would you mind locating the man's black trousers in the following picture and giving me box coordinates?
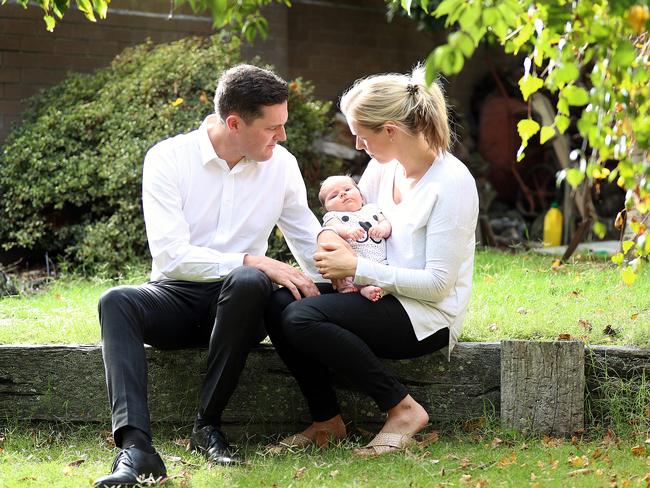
[98,266,271,446]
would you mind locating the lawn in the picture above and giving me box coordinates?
[1,422,649,487]
[0,249,648,347]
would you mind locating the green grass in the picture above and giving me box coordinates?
[0,250,648,346]
[1,423,648,487]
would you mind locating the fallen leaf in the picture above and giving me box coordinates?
[329,470,339,478]
[551,258,563,270]
[531,484,542,488]
[517,307,527,314]
[491,437,503,448]
[603,325,617,336]
[542,436,564,448]
[419,430,440,447]
[557,333,571,340]
[521,443,529,450]
[631,445,646,456]
[165,455,182,463]
[571,436,579,445]
[488,323,498,332]
[459,458,472,469]
[568,468,593,476]
[536,460,545,468]
[571,289,581,297]
[474,479,488,487]
[67,459,85,467]
[173,438,190,448]
[592,448,603,459]
[530,472,537,481]
[645,438,650,444]
[484,275,494,284]
[551,459,559,470]
[568,455,589,467]
[578,318,592,331]
[631,313,639,321]
[498,452,517,467]
[294,467,307,479]
[460,474,472,484]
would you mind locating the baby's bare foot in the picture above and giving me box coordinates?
[360,286,382,301]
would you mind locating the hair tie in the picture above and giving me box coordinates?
[406,84,419,96]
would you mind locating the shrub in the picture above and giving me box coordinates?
[0,34,338,275]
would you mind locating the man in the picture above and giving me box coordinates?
[94,65,322,487]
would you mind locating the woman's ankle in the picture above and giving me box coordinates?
[383,395,429,435]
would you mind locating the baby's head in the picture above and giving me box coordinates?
[319,175,364,212]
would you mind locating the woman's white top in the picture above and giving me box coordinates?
[355,153,479,356]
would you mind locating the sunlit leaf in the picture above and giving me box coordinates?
[622,266,637,285]
[563,85,589,106]
[44,14,56,31]
[611,252,624,265]
[540,126,555,144]
[518,75,544,101]
[622,240,635,254]
[555,115,570,133]
[566,168,585,188]
[517,118,540,145]
[592,221,606,239]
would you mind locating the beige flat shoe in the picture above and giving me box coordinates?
[354,432,414,456]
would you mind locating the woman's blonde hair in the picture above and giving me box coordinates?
[340,65,450,154]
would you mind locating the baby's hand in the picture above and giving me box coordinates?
[348,227,366,241]
[368,226,389,239]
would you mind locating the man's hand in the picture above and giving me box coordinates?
[244,255,319,300]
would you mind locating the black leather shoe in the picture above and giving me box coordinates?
[189,425,243,465]
[93,446,166,487]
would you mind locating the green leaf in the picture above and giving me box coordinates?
[517,118,540,145]
[43,14,56,31]
[593,221,606,239]
[459,3,480,31]
[449,31,474,58]
[419,0,430,13]
[540,126,555,144]
[621,266,637,286]
[76,0,95,21]
[554,62,579,86]
[425,49,440,85]
[563,85,589,106]
[611,252,624,265]
[401,0,413,15]
[612,42,636,69]
[434,0,462,18]
[566,168,585,188]
[555,115,570,133]
[482,7,499,25]
[92,0,107,19]
[518,75,543,101]
[622,240,635,254]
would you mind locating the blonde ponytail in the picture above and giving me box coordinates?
[340,65,450,155]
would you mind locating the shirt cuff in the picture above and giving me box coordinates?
[353,256,374,286]
[222,253,247,275]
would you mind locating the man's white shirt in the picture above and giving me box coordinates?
[142,116,322,282]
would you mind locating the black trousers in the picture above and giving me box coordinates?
[265,285,449,422]
[98,266,272,446]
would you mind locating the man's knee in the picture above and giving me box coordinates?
[223,266,273,298]
[280,300,320,338]
[98,286,142,334]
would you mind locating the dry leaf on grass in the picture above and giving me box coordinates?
[294,467,307,479]
[67,459,85,467]
[568,468,593,476]
[631,445,646,456]
[418,430,440,447]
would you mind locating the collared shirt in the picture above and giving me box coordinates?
[354,154,479,357]
[142,116,322,282]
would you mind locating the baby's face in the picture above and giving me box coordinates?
[322,178,364,212]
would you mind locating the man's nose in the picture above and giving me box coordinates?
[277,126,287,141]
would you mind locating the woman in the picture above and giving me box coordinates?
[265,66,479,455]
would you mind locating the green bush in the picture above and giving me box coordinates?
[0,34,338,275]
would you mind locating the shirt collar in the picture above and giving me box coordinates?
[198,115,259,172]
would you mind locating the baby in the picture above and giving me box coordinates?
[318,175,392,301]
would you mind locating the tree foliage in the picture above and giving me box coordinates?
[391,0,649,284]
[2,0,290,42]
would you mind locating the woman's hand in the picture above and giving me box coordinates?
[314,240,358,280]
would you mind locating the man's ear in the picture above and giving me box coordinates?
[225,114,241,131]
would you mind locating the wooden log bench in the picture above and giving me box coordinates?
[0,341,647,439]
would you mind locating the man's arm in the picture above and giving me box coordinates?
[142,146,245,281]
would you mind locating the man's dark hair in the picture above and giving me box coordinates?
[214,64,288,123]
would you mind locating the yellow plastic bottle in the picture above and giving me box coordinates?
[543,202,563,247]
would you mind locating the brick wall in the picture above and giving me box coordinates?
[0,0,506,144]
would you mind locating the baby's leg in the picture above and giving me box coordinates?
[359,285,383,302]
[336,276,359,294]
